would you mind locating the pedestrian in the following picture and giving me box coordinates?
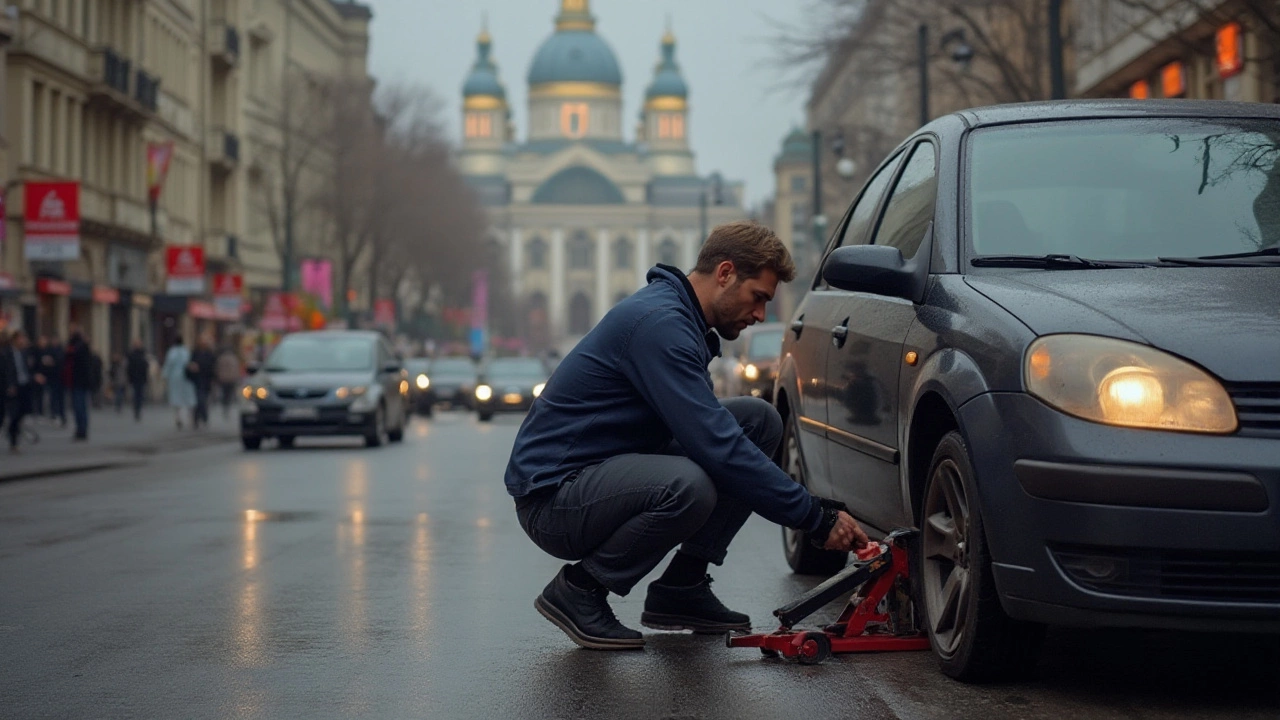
[109,351,129,414]
[2,329,37,453]
[506,221,868,650]
[161,336,196,429]
[64,327,94,441]
[88,348,105,410]
[39,335,66,426]
[190,335,217,429]
[214,344,242,421]
[126,340,150,422]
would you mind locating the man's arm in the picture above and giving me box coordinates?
[620,310,823,532]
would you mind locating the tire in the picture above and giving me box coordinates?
[388,408,405,443]
[364,406,385,448]
[241,436,262,451]
[779,408,848,575]
[478,410,494,422]
[919,430,1045,682]
[420,403,434,418]
[796,631,831,665]
[277,435,295,449]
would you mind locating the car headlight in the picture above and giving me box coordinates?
[242,385,269,400]
[335,386,368,400]
[475,384,493,401]
[416,374,430,390]
[533,382,546,398]
[743,364,760,381]
[1025,335,1237,434]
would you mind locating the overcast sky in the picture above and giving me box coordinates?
[363,0,814,208]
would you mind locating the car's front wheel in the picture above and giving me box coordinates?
[478,410,494,422]
[779,408,847,576]
[241,436,261,451]
[364,406,385,448]
[920,430,1044,682]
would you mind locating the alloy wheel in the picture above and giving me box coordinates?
[921,457,972,657]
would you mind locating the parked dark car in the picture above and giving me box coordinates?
[474,357,549,422]
[724,322,784,398]
[412,356,479,416]
[240,330,410,449]
[775,100,1280,682]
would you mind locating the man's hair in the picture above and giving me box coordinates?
[694,221,796,283]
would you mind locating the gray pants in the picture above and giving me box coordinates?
[515,397,783,596]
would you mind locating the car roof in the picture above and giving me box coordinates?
[952,99,1280,129]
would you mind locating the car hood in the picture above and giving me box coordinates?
[964,268,1280,382]
[256,371,374,389]
[482,377,544,390]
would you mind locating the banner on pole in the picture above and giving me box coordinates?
[24,181,81,261]
[147,141,176,202]
[165,245,206,295]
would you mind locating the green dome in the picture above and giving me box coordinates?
[778,127,813,162]
[463,35,505,99]
[527,31,622,86]
[645,36,687,99]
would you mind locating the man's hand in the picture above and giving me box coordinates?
[822,511,870,552]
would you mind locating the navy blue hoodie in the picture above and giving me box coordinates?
[504,265,823,532]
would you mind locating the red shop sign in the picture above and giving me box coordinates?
[93,285,120,304]
[37,278,71,296]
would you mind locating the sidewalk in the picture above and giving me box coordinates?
[0,403,240,482]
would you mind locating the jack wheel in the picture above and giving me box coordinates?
[796,631,831,665]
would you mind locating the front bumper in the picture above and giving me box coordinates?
[241,404,375,437]
[476,390,535,413]
[958,392,1279,632]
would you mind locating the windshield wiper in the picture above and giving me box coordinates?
[971,254,1152,269]
[1159,246,1280,266]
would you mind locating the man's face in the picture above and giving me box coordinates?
[710,263,778,341]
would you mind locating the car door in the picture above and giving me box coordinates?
[788,151,904,498]
[824,140,938,531]
[377,340,402,419]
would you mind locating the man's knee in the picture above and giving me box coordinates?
[721,396,783,455]
[666,464,718,531]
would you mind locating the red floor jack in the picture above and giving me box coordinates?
[727,529,931,664]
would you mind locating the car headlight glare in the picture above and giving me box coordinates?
[335,386,368,400]
[743,363,760,381]
[416,374,430,390]
[241,385,253,400]
[475,384,493,401]
[533,382,546,398]
[1025,335,1236,434]
[254,387,269,400]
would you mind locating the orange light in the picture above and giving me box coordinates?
[1161,62,1186,98]
[905,351,918,366]
[1216,23,1243,79]
[1029,347,1052,380]
[1129,79,1150,100]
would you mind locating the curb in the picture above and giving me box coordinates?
[0,433,238,484]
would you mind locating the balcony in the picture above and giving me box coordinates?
[207,128,240,172]
[88,48,156,118]
[209,22,241,69]
[135,70,160,113]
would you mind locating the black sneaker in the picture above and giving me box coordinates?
[534,565,645,650]
[641,575,751,633]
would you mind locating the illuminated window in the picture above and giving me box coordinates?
[561,103,589,138]
[465,113,493,139]
[1161,62,1186,98]
[1129,80,1150,100]
[656,114,685,140]
[672,115,684,139]
[1216,23,1243,79]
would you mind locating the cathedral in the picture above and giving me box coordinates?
[460,0,745,348]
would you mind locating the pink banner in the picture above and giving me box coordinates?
[300,258,333,310]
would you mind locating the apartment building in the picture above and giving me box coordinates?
[0,0,371,356]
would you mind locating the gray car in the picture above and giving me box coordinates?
[240,330,410,449]
[776,100,1279,682]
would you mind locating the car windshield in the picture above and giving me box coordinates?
[485,358,545,380]
[266,337,373,372]
[431,358,477,378]
[968,119,1280,261]
[405,359,430,374]
[747,329,784,360]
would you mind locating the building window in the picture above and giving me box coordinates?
[657,114,685,140]
[658,237,679,266]
[568,231,594,269]
[569,292,592,335]
[465,112,493,139]
[790,175,807,193]
[613,236,633,269]
[561,103,589,139]
[527,236,547,269]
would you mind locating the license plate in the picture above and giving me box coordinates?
[282,407,319,420]
[503,393,523,405]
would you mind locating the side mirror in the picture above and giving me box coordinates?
[383,363,403,374]
[821,222,933,303]
[246,361,262,375]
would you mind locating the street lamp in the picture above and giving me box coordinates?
[918,25,975,127]
[831,130,856,180]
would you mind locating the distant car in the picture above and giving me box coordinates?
[725,322,784,398]
[239,330,410,449]
[775,100,1280,682]
[474,357,549,422]
[405,358,433,415]
[414,356,480,416]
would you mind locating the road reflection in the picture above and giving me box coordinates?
[235,509,265,669]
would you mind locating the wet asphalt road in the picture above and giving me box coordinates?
[1,412,1277,720]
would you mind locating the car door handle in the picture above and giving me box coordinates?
[831,321,849,349]
[790,316,804,339]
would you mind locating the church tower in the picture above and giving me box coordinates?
[642,25,693,176]
[460,21,510,177]
[526,0,624,143]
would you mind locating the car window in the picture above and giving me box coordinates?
[814,151,904,290]
[871,142,938,260]
[266,337,374,372]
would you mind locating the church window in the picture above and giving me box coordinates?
[561,103,589,139]
[613,237,633,270]
[569,292,592,335]
[658,238,679,266]
[527,236,548,269]
[658,114,684,140]
[568,231,594,269]
[672,115,685,139]
[465,113,492,139]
